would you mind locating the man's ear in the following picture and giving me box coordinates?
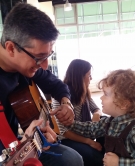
[4,41,15,57]
[120,100,131,110]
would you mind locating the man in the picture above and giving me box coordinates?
[0,2,83,166]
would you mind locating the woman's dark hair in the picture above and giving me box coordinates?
[64,59,92,105]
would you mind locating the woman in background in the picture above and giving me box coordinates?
[52,59,104,166]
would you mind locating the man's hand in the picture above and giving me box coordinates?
[103,152,119,166]
[50,104,75,126]
[40,121,57,150]
[21,120,57,151]
[40,121,57,143]
[21,119,43,142]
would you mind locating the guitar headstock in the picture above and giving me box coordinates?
[2,122,62,165]
[1,133,42,166]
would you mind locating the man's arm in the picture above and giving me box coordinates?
[32,69,70,101]
[21,119,57,149]
[32,69,74,125]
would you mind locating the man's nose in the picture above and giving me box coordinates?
[39,58,48,70]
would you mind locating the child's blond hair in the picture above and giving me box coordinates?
[98,69,135,117]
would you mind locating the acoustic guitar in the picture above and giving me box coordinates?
[9,81,60,134]
[2,135,40,166]
[2,110,61,166]
[1,82,60,165]
[0,101,47,166]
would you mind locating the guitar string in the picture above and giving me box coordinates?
[24,97,53,160]
[16,101,50,162]
[34,132,43,151]
[9,85,52,163]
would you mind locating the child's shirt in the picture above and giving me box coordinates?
[70,114,135,166]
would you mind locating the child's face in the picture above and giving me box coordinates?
[100,86,125,117]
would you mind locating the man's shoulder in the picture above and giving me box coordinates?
[34,69,52,78]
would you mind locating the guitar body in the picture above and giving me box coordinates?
[9,82,60,134]
[9,84,40,131]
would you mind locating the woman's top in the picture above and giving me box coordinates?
[52,97,99,140]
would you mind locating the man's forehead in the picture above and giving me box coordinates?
[50,41,55,47]
[28,39,55,47]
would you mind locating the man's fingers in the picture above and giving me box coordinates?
[45,120,50,126]
[28,119,43,131]
[22,119,44,142]
[57,110,74,126]
[41,121,57,139]
[44,132,55,143]
[55,109,68,120]
[30,119,43,128]
[60,118,74,126]
[50,104,75,126]
[50,107,61,116]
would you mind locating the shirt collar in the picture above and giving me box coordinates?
[110,114,134,124]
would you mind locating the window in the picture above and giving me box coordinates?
[54,0,135,91]
[55,5,76,25]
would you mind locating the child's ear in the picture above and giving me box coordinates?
[121,100,130,110]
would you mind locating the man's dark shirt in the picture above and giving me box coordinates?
[0,67,70,154]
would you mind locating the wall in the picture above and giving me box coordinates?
[27,0,54,21]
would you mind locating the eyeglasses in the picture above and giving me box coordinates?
[14,42,54,65]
